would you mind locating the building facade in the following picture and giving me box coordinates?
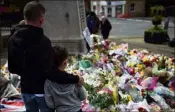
[90,0,145,18]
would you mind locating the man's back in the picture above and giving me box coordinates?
[8,25,53,94]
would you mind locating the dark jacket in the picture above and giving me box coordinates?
[100,19,112,39]
[87,16,100,34]
[8,25,79,94]
[101,19,112,34]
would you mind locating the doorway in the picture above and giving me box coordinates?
[107,7,112,17]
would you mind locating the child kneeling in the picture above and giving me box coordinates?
[44,46,86,112]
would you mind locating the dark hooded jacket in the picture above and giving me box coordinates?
[101,19,112,34]
[100,19,112,39]
[87,15,100,34]
[8,25,79,94]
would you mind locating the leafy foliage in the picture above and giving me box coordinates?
[146,26,166,33]
[152,15,163,23]
[151,5,164,16]
[90,93,114,109]
[84,83,115,109]
[150,5,164,26]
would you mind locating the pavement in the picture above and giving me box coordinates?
[115,17,174,25]
[108,17,175,39]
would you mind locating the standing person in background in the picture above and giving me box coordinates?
[87,11,100,34]
[164,16,170,32]
[8,1,84,112]
[100,16,112,40]
[164,16,170,42]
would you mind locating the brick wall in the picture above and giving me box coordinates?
[124,0,145,17]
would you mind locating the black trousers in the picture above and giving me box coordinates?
[102,32,110,40]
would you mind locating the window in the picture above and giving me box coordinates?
[93,5,96,11]
[116,5,122,14]
[130,3,135,12]
[101,6,104,12]
[107,7,112,17]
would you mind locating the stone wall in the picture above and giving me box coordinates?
[40,0,87,54]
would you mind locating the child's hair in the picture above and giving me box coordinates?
[53,46,68,67]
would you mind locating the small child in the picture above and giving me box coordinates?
[44,46,86,112]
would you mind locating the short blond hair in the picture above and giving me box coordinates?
[19,20,25,25]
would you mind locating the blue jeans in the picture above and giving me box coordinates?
[22,94,54,112]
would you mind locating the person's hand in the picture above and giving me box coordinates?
[78,75,84,85]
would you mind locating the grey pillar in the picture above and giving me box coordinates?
[40,0,87,55]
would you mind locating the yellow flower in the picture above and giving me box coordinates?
[72,57,76,63]
[112,85,118,106]
[95,54,100,60]
[1,66,5,71]
[140,70,144,76]
[142,56,149,62]
[129,50,134,55]
[128,95,132,101]
[128,62,135,67]
[137,64,145,70]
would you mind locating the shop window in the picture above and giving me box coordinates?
[116,5,122,14]
[130,3,135,12]
[93,5,96,11]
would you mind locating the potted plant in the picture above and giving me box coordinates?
[151,6,164,26]
[144,26,167,44]
[144,6,168,44]
[152,15,162,26]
